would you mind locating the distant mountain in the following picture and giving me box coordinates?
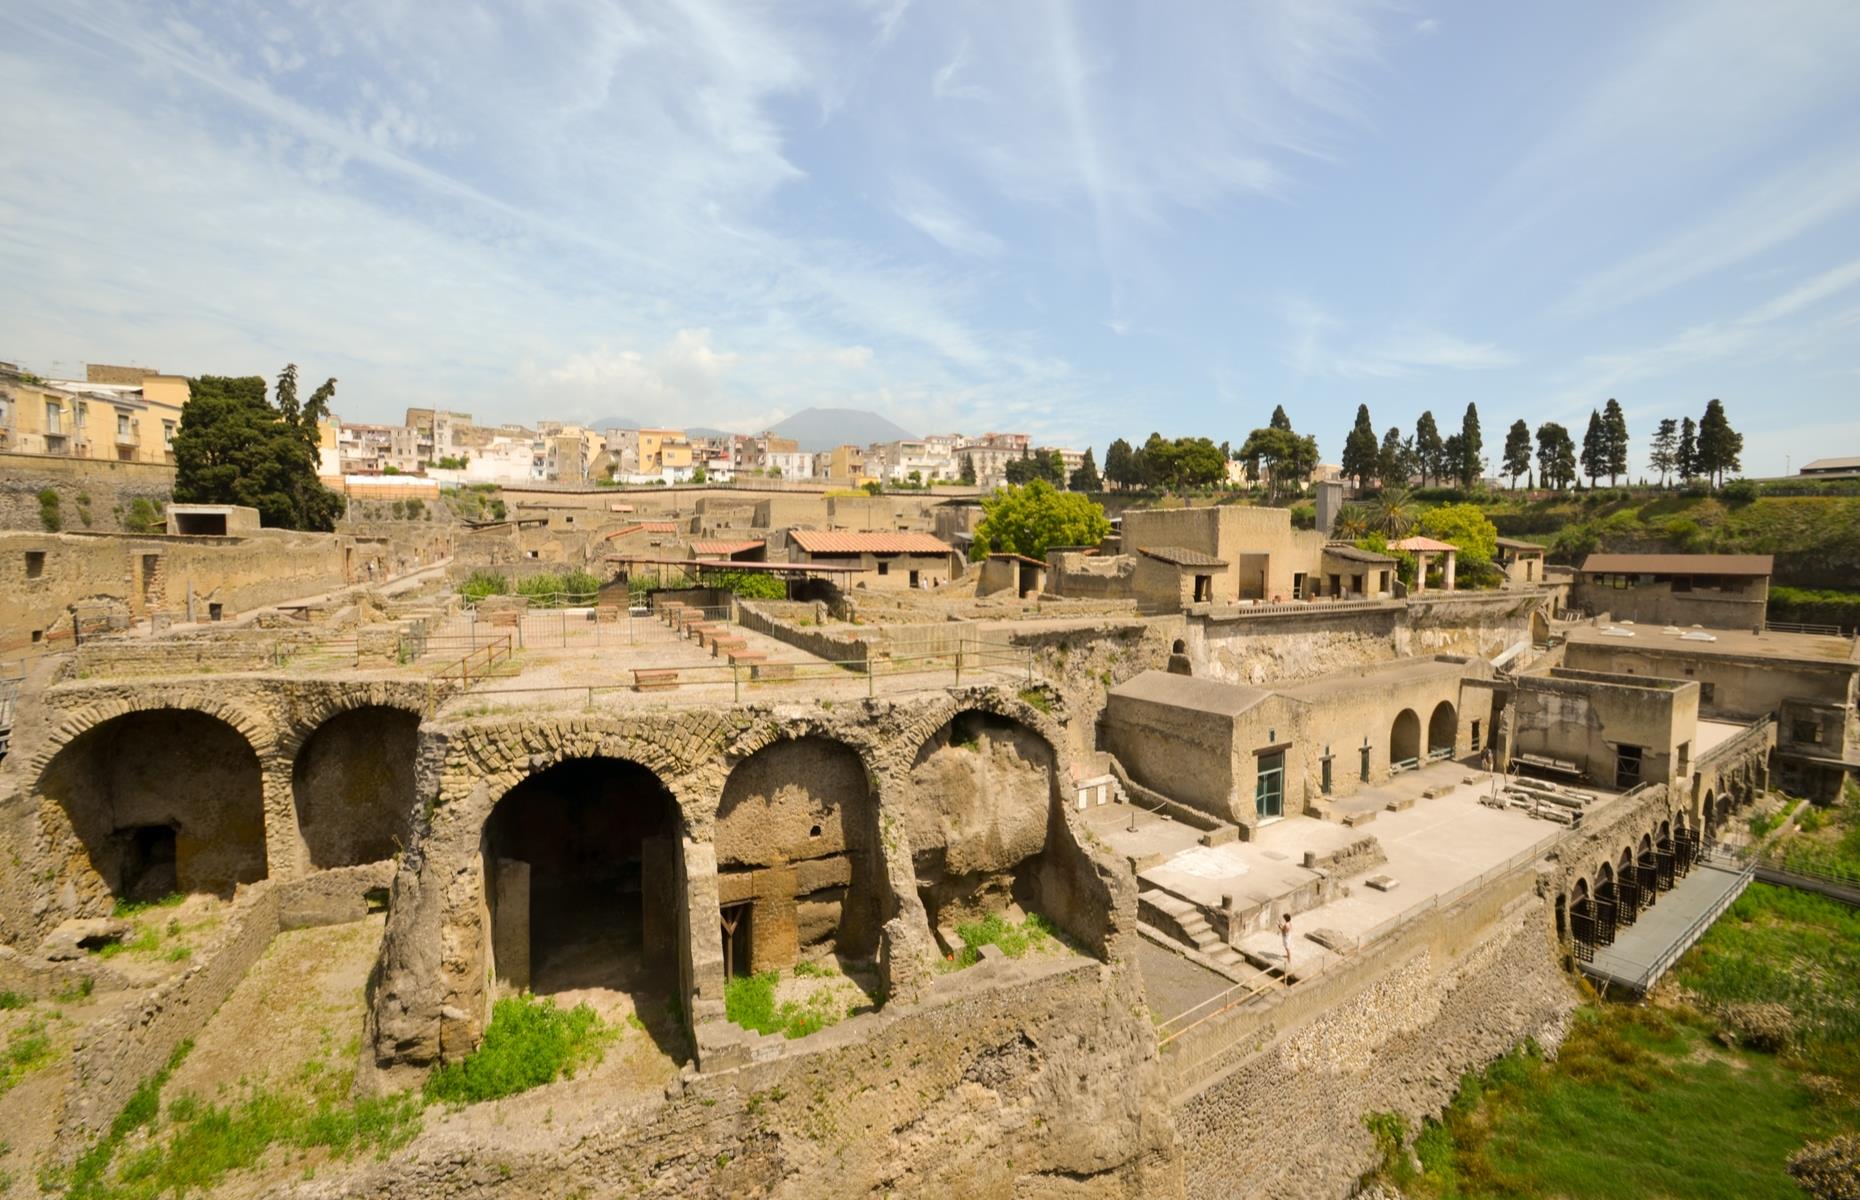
[768,407,917,453]
[685,426,737,440]
[590,416,642,431]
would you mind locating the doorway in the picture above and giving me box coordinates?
[1255,751,1285,822]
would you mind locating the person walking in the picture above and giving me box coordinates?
[1279,912,1294,982]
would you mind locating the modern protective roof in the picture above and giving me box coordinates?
[1322,543,1396,564]
[689,539,765,556]
[1801,456,1860,471]
[1108,669,1272,716]
[1579,553,1773,576]
[603,521,680,539]
[1495,537,1547,551]
[1137,546,1228,568]
[787,530,955,555]
[1391,536,1459,553]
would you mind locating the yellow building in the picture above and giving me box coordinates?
[0,363,185,465]
[824,443,868,485]
[637,428,694,474]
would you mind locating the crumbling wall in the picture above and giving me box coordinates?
[0,450,174,534]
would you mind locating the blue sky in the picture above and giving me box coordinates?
[3,1,1858,476]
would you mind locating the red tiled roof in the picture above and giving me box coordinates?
[787,530,955,555]
[690,539,765,555]
[1392,536,1459,553]
[1138,546,1227,568]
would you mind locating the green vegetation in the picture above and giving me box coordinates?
[703,569,787,600]
[1772,784,1860,881]
[123,496,165,534]
[173,365,345,531]
[460,569,602,606]
[424,995,615,1105]
[949,912,1056,968]
[971,479,1111,562]
[0,991,26,1010]
[1018,687,1054,714]
[1769,585,1860,632]
[723,970,848,1040]
[1365,883,1860,1198]
[1,1016,55,1096]
[112,893,185,918]
[49,1039,421,1200]
[37,487,61,532]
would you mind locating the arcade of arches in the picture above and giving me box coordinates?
[292,706,420,869]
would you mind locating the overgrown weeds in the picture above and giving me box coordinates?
[424,995,615,1104]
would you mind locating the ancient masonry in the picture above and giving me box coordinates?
[0,496,1807,1198]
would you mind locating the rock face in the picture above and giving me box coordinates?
[903,714,1053,882]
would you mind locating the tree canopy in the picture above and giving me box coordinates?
[1455,403,1482,488]
[1132,433,1226,492]
[1502,419,1532,487]
[1648,418,1678,487]
[1536,422,1576,490]
[969,480,1110,562]
[1069,447,1101,492]
[1414,410,1444,487]
[1005,448,1066,487]
[1417,502,1498,566]
[1103,438,1138,490]
[173,365,344,531]
[1697,398,1743,485]
[1237,423,1318,503]
[1601,397,1630,484]
[1580,409,1608,485]
[1342,404,1379,490]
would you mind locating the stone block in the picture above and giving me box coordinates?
[727,650,767,666]
[795,897,844,946]
[794,854,852,894]
[711,638,748,658]
[1365,875,1399,892]
[1342,810,1377,828]
[1385,795,1415,812]
[751,661,796,681]
[633,669,679,692]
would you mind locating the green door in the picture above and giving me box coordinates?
[1256,752,1285,821]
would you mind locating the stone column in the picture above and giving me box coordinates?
[1413,551,1429,593]
[492,858,531,992]
[679,838,728,1026]
[259,757,308,883]
[1443,549,1457,592]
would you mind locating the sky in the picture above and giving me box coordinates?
[3,1,1859,477]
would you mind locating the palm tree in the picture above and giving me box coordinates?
[1372,487,1416,538]
[1332,504,1372,540]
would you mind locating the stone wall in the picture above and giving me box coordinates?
[1173,890,1575,1199]
[301,956,1180,1200]
[0,451,174,534]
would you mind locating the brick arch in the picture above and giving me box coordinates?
[29,693,275,782]
[275,688,432,761]
[891,691,1072,779]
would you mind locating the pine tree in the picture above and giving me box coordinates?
[174,365,343,531]
[1069,447,1101,492]
[1579,409,1607,485]
[1269,404,1292,431]
[960,454,977,486]
[1502,419,1532,488]
[1677,417,1698,482]
[1457,403,1483,488]
[1696,398,1743,487]
[1413,411,1443,487]
[1377,427,1409,489]
[1342,404,1379,491]
[1602,397,1629,485]
[1648,418,1678,487]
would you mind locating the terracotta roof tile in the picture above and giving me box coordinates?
[787,530,954,555]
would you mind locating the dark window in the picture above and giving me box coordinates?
[1470,719,1482,751]
[1700,682,1716,705]
[1793,720,1823,746]
[24,551,45,579]
[1615,744,1643,790]
[876,560,889,576]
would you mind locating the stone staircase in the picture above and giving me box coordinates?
[1139,889,1247,971]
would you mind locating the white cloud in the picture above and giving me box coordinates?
[893,180,1006,257]
[1281,302,1516,379]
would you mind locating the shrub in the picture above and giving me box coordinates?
[705,569,786,600]
[952,912,1055,966]
[459,571,509,603]
[1721,478,1760,505]
[1790,1132,1860,1200]
[424,995,612,1104]
[124,496,164,534]
[37,488,61,532]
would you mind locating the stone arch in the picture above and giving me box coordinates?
[30,693,276,779]
[38,708,268,905]
[1427,700,1457,758]
[1390,709,1421,768]
[1593,862,1616,946]
[291,706,422,868]
[481,755,685,1019]
[715,735,889,977]
[903,709,1061,956]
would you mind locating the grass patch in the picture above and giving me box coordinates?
[0,991,26,1010]
[1371,882,1860,1199]
[723,970,849,1040]
[1017,687,1054,714]
[50,1038,420,1199]
[949,912,1056,968]
[1770,782,1860,882]
[111,894,184,919]
[423,995,615,1105]
[0,1017,55,1096]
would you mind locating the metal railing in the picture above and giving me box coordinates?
[1611,854,1756,993]
[1350,831,1564,953]
[435,633,515,685]
[1765,619,1846,637]
[438,643,1035,707]
[1154,962,1281,1047]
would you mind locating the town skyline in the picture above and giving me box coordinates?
[5,2,1859,477]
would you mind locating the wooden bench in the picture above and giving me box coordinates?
[710,637,748,658]
[727,650,768,667]
[751,661,796,681]
[691,624,728,647]
[632,668,680,692]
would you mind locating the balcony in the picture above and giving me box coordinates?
[116,429,140,446]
